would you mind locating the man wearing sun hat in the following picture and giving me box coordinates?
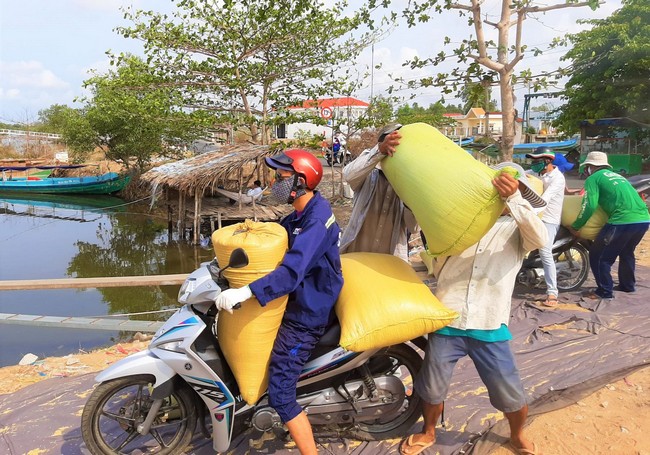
[400,163,547,455]
[525,146,566,307]
[570,151,650,300]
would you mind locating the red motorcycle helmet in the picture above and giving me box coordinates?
[265,149,323,190]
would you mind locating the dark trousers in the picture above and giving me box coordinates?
[267,322,322,423]
[590,222,649,298]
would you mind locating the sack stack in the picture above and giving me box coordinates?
[211,220,288,404]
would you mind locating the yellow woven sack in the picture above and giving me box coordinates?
[381,123,503,257]
[527,174,544,196]
[211,220,288,404]
[561,195,609,240]
[336,253,458,352]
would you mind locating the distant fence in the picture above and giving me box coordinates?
[0,129,62,140]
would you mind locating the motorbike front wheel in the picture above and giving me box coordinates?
[81,375,197,455]
[556,242,590,292]
[344,343,423,441]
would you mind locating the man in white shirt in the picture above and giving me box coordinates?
[246,180,264,200]
[526,147,566,307]
[399,164,547,455]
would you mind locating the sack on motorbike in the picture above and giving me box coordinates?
[381,123,504,257]
[561,195,609,240]
[336,253,459,352]
[211,220,288,405]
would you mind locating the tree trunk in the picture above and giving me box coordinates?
[498,73,516,161]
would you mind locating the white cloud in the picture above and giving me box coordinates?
[0,61,69,89]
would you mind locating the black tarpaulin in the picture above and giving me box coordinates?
[1,268,649,455]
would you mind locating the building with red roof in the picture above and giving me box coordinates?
[277,97,370,140]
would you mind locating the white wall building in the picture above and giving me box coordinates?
[276,97,370,140]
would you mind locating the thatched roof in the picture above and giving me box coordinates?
[141,144,280,195]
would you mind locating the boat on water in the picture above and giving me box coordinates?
[0,192,127,211]
[0,170,130,195]
[512,138,579,153]
[447,136,475,146]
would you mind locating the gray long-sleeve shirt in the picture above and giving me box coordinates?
[339,145,417,261]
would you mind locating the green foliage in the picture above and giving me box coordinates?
[554,0,650,134]
[395,101,452,127]
[460,82,498,113]
[75,55,209,169]
[37,104,74,133]
[115,0,375,144]
[276,130,325,150]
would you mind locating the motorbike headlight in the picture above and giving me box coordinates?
[178,278,197,303]
[156,340,185,354]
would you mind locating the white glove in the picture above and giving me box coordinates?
[214,286,253,314]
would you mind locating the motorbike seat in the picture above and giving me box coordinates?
[307,320,341,361]
[317,320,341,348]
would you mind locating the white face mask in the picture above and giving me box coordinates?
[584,166,593,176]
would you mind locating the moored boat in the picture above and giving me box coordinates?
[0,171,130,195]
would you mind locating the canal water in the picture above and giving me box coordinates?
[0,195,214,367]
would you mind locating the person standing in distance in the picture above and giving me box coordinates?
[569,151,650,300]
[526,147,566,307]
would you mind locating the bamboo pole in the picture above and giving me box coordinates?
[0,274,189,291]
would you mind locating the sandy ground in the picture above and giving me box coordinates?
[1,167,649,455]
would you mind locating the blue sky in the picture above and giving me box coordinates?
[0,0,622,125]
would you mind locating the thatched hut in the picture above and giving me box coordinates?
[140,144,291,244]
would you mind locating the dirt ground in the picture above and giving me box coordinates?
[1,167,649,455]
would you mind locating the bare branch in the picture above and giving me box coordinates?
[524,1,601,14]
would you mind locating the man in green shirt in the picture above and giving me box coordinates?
[570,152,650,299]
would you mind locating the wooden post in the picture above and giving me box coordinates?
[217,211,222,229]
[193,188,201,245]
[167,204,173,238]
[178,192,186,239]
[210,216,215,233]
[238,167,244,210]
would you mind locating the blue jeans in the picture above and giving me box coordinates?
[590,222,649,298]
[415,333,527,413]
[540,222,560,297]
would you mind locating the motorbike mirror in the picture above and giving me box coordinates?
[227,248,249,269]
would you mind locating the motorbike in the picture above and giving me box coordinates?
[628,174,650,208]
[325,145,352,167]
[81,248,425,455]
[517,226,591,292]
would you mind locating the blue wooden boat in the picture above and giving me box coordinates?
[0,171,130,195]
[512,138,579,161]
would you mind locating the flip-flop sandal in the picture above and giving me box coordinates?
[509,441,538,455]
[399,434,435,455]
[541,296,558,307]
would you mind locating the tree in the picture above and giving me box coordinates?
[67,55,209,169]
[460,82,497,113]
[395,101,451,127]
[36,104,74,133]
[554,0,650,135]
[116,0,375,145]
[366,0,600,159]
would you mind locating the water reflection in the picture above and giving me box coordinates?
[0,195,213,367]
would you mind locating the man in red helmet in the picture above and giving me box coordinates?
[214,149,343,454]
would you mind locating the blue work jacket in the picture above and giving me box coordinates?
[249,192,344,329]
